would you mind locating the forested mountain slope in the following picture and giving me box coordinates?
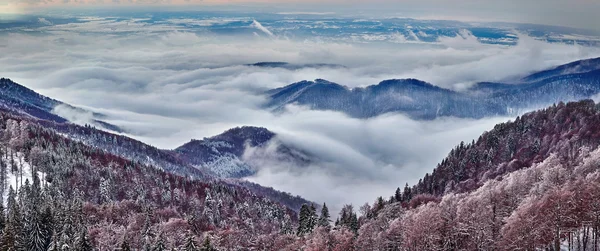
[253,100,600,250]
[0,111,299,250]
[319,100,600,251]
[0,78,122,133]
[176,126,310,178]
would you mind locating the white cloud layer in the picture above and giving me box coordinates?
[2,17,600,210]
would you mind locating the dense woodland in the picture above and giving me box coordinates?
[0,113,295,250]
[1,100,600,250]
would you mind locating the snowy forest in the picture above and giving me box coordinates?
[1,100,600,250]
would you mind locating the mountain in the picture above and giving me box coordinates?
[281,100,600,250]
[175,126,310,178]
[266,57,600,119]
[2,75,600,249]
[0,78,312,180]
[349,100,600,251]
[0,78,313,211]
[0,110,300,250]
[0,78,123,132]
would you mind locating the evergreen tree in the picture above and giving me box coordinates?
[373,196,385,217]
[394,187,402,202]
[2,187,25,251]
[403,183,412,202]
[0,202,5,233]
[153,235,167,251]
[120,239,131,251]
[318,203,330,228]
[26,206,47,251]
[200,236,217,251]
[296,204,310,236]
[40,206,53,249]
[308,204,317,231]
[349,213,359,234]
[183,233,199,251]
[75,228,93,251]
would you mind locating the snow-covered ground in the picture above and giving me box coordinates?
[1,150,46,206]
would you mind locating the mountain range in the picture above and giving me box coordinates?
[1,58,600,249]
[2,57,600,182]
[266,57,600,119]
[0,77,312,212]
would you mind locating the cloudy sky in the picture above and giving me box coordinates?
[1,5,600,211]
[1,0,599,31]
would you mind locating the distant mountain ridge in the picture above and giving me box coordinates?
[266,57,600,119]
[0,78,123,132]
[521,57,600,83]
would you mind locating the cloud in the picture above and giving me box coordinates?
[276,12,336,15]
[251,20,274,37]
[38,17,52,25]
[243,106,509,211]
[2,16,600,211]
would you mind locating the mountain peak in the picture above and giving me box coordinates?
[176,126,277,178]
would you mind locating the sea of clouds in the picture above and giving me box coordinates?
[2,15,600,211]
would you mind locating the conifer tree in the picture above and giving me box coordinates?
[0,202,5,233]
[75,228,93,251]
[153,236,167,251]
[308,204,317,231]
[120,238,131,251]
[2,187,25,251]
[318,203,330,228]
[200,236,217,251]
[394,187,402,202]
[40,206,53,249]
[297,204,310,236]
[183,232,199,251]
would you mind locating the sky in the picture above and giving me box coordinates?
[1,5,600,211]
[1,0,599,31]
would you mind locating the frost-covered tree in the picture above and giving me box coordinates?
[318,203,330,228]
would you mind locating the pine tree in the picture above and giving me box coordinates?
[0,202,5,233]
[308,204,317,231]
[403,183,412,202]
[40,206,53,249]
[120,239,131,251]
[26,207,47,251]
[349,213,359,234]
[200,236,216,251]
[183,233,199,251]
[153,235,167,251]
[394,187,402,202]
[297,204,310,236]
[2,187,25,251]
[373,196,385,216]
[318,203,330,228]
[75,228,93,251]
